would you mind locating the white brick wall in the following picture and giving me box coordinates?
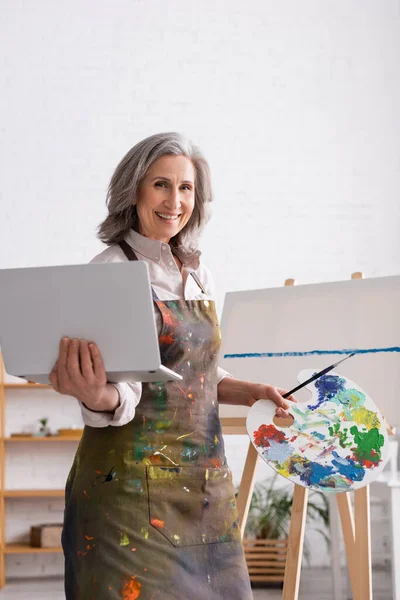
[1,0,399,579]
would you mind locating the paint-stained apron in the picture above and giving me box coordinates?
[62,242,253,600]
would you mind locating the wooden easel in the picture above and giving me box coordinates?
[222,272,374,600]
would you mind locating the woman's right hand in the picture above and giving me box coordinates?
[49,337,109,408]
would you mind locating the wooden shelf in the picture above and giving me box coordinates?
[3,383,50,389]
[4,544,62,554]
[4,435,81,442]
[0,354,77,586]
[2,490,65,498]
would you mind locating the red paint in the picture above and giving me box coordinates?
[208,457,223,468]
[121,576,142,599]
[150,518,165,528]
[159,334,174,345]
[253,424,286,448]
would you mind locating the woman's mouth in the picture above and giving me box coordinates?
[155,212,181,222]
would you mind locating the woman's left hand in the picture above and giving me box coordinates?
[248,383,298,418]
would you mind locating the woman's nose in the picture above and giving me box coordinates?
[165,188,181,210]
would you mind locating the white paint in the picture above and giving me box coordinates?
[1,0,399,582]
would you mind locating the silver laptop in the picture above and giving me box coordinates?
[0,261,182,384]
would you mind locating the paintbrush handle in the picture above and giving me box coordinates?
[282,364,334,399]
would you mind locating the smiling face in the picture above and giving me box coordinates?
[135,155,196,243]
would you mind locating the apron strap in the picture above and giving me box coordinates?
[189,270,207,295]
[119,240,207,297]
[119,240,160,301]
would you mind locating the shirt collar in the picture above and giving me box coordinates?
[125,229,201,270]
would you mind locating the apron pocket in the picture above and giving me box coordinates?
[146,465,240,547]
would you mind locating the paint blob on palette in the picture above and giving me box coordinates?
[246,370,390,493]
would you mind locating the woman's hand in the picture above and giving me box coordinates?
[217,377,297,418]
[48,337,115,410]
[247,383,298,418]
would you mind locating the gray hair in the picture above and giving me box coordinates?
[97,132,213,255]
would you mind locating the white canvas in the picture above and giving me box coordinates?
[219,275,400,425]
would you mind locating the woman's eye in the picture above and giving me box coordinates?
[181,185,192,191]
[155,181,167,188]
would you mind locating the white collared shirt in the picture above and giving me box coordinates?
[80,230,231,427]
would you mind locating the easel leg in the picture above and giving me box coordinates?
[329,495,344,600]
[282,484,308,600]
[354,486,372,600]
[336,492,356,588]
[337,488,373,600]
[236,441,259,537]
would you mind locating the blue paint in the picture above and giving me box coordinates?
[308,374,346,410]
[310,431,326,440]
[301,462,335,486]
[264,439,294,463]
[223,346,400,359]
[331,451,365,482]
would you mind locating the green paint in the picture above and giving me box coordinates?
[328,422,352,448]
[335,389,365,417]
[291,406,306,419]
[120,532,130,546]
[133,431,147,460]
[350,425,384,464]
[169,302,184,320]
[154,420,173,433]
[151,383,167,411]
[181,442,199,462]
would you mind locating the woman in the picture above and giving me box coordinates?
[50,132,295,600]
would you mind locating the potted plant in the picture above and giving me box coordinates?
[37,417,50,437]
[241,475,330,585]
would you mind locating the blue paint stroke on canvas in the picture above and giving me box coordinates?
[224,346,400,359]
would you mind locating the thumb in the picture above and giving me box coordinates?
[266,385,290,410]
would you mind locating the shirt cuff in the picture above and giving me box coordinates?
[79,382,142,427]
[217,366,233,385]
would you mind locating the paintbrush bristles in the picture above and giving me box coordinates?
[332,352,356,368]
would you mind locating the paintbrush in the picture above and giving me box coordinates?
[282,353,356,399]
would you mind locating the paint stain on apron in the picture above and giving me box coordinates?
[62,243,253,599]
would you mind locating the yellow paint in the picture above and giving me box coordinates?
[140,527,149,540]
[154,420,171,430]
[214,435,219,444]
[276,463,291,478]
[148,465,177,480]
[205,469,209,480]
[350,406,380,430]
[176,431,196,441]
